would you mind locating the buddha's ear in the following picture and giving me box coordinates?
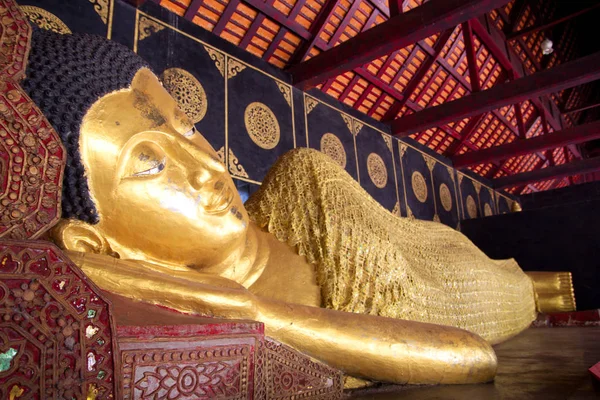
[50,219,112,255]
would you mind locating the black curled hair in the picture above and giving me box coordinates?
[21,27,149,224]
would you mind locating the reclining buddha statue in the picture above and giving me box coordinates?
[9,24,573,386]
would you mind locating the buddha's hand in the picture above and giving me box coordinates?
[71,252,259,321]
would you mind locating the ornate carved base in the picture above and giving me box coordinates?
[0,240,343,399]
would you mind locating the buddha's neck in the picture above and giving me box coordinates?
[107,221,269,288]
[198,222,269,287]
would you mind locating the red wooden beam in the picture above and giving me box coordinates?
[462,20,481,92]
[495,156,600,189]
[507,3,600,41]
[289,0,511,89]
[563,101,600,115]
[389,0,403,16]
[242,0,311,40]
[289,0,340,64]
[212,0,240,35]
[391,51,600,137]
[183,0,204,20]
[382,28,454,121]
[453,120,600,168]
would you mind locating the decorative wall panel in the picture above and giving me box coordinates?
[22,0,519,228]
[227,57,296,184]
[19,0,114,37]
[458,172,482,220]
[355,123,399,213]
[304,94,359,181]
[398,143,436,221]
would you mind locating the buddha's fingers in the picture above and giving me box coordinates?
[256,298,498,385]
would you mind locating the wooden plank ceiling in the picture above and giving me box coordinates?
[157,0,599,194]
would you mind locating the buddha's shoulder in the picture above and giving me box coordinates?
[272,147,343,172]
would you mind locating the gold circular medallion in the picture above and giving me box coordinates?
[161,68,208,124]
[21,6,71,34]
[439,183,453,212]
[484,203,493,217]
[466,195,478,218]
[244,102,280,150]
[411,171,428,203]
[320,133,346,168]
[367,153,387,189]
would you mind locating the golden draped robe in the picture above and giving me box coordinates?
[245,148,536,344]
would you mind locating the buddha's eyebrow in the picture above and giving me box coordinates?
[132,89,166,128]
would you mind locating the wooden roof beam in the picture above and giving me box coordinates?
[390,51,600,137]
[507,3,600,41]
[453,120,600,168]
[563,101,600,115]
[494,156,600,189]
[288,0,511,89]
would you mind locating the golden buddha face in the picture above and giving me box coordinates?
[76,68,248,267]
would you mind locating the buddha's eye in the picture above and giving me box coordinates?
[183,126,196,138]
[127,142,167,177]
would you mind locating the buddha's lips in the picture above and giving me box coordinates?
[204,181,233,214]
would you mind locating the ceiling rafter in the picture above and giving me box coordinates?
[289,0,512,89]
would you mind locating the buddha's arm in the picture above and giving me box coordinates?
[72,251,497,385]
[526,271,576,313]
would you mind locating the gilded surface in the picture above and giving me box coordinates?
[20,6,71,34]
[484,203,493,217]
[319,133,346,168]
[246,149,536,345]
[411,171,428,203]
[161,68,207,124]
[341,114,353,134]
[227,58,246,79]
[276,82,292,108]
[439,183,453,212]
[43,68,534,386]
[527,272,576,313]
[138,15,164,41]
[304,96,318,114]
[244,102,280,150]
[89,0,109,24]
[367,153,387,189]
[228,148,249,178]
[466,195,478,218]
[203,46,225,77]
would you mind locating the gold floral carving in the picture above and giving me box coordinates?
[244,102,280,150]
[227,58,246,79]
[406,205,414,218]
[446,166,455,182]
[367,153,387,189]
[203,46,225,77]
[474,181,482,194]
[138,15,165,41]
[305,96,318,114]
[411,171,428,203]
[382,134,393,153]
[89,0,109,24]
[392,201,400,217]
[433,214,441,223]
[20,6,71,34]
[341,114,353,134]
[320,133,346,168]
[439,183,453,212]
[161,68,207,124]
[466,195,478,219]
[276,82,292,108]
[228,148,248,178]
[353,120,364,136]
[425,157,436,172]
[484,203,493,217]
[399,142,408,157]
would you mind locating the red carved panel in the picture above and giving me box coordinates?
[118,331,261,399]
[0,240,117,399]
[256,338,343,400]
[0,0,30,81]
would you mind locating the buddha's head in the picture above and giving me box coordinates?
[23,29,248,268]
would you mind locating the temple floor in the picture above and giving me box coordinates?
[347,327,600,399]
